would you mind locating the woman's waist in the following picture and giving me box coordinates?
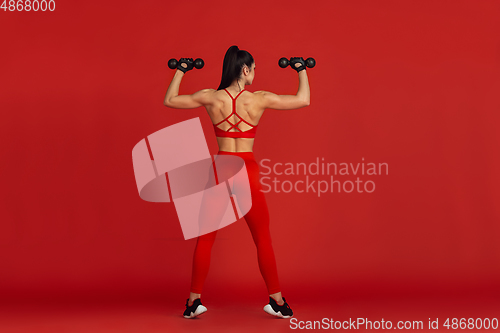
[216,136,254,152]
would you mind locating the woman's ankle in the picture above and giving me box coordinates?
[269,292,284,305]
[188,292,201,306]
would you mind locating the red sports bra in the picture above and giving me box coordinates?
[213,88,258,138]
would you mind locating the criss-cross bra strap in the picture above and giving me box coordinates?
[213,89,257,130]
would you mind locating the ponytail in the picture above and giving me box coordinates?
[217,45,254,90]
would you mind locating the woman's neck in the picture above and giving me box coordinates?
[227,80,245,92]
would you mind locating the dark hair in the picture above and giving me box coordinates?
[217,45,254,90]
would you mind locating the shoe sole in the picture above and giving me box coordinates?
[183,305,208,319]
[263,304,293,318]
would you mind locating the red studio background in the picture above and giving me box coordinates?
[1,0,499,332]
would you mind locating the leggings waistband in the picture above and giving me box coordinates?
[217,150,255,158]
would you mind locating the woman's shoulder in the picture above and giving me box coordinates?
[194,88,217,97]
[201,88,217,94]
[251,90,272,97]
[249,90,273,104]
[240,90,267,106]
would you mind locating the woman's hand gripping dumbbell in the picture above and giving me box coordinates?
[278,57,316,72]
[168,58,205,73]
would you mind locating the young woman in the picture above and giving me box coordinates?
[163,45,310,319]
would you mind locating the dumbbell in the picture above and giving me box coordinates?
[278,57,316,69]
[168,58,205,70]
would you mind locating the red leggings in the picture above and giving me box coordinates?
[189,151,281,295]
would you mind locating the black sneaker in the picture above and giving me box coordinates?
[183,298,207,318]
[263,296,293,318]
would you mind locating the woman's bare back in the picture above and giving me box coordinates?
[205,88,266,152]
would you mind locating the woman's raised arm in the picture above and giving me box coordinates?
[163,69,215,109]
[255,68,310,110]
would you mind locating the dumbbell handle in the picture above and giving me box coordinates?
[168,58,205,70]
[278,57,316,69]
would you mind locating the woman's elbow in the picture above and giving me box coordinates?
[297,94,309,107]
